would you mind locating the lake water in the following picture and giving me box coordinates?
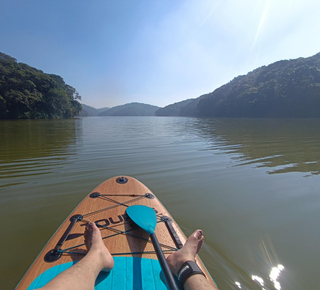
[1,117,320,289]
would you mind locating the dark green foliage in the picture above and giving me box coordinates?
[0,52,82,119]
[197,52,320,118]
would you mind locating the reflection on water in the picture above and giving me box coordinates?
[236,264,285,290]
[215,231,286,290]
[251,275,265,287]
[1,117,320,289]
[0,119,81,188]
[193,118,320,176]
[270,264,285,289]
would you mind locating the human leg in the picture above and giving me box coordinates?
[39,222,114,290]
[166,230,218,290]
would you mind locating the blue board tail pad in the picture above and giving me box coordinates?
[27,257,175,290]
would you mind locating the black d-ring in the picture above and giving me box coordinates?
[116,177,128,184]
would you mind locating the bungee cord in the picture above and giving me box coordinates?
[55,192,179,258]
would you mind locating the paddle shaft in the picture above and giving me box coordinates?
[150,233,179,290]
[126,205,179,289]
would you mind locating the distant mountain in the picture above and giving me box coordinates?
[98,102,160,116]
[96,107,110,114]
[79,104,109,116]
[155,99,197,116]
[196,52,320,118]
[155,96,213,117]
[83,53,320,119]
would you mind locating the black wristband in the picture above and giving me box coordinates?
[177,260,205,288]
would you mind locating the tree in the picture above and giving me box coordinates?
[0,52,82,119]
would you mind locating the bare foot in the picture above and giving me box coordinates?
[84,222,114,272]
[166,229,204,276]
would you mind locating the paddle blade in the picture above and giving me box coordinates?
[126,205,157,234]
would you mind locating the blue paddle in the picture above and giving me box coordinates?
[126,205,179,290]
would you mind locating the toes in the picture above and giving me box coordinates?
[86,222,94,231]
[190,229,203,242]
[194,229,203,240]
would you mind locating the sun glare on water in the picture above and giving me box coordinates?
[235,264,285,290]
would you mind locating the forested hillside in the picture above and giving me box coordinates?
[157,52,320,118]
[197,52,320,117]
[0,52,81,119]
[155,99,197,116]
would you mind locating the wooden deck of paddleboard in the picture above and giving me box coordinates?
[17,176,214,289]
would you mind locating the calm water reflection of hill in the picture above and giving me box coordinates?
[192,118,320,176]
[1,117,320,290]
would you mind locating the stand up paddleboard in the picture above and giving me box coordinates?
[16,176,215,289]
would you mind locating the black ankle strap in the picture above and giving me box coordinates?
[177,260,205,288]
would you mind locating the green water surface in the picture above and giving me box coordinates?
[1,117,320,289]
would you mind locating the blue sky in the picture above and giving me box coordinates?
[1,0,320,108]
